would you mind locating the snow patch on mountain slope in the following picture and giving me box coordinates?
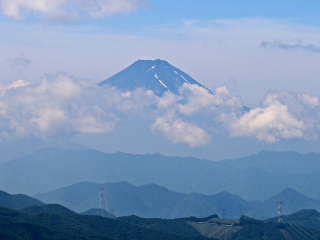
[147,66,156,72]
[159,80,167,88]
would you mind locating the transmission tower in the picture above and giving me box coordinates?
[277,201,285,223]
[99,187,107,215]
[221,209,227,219]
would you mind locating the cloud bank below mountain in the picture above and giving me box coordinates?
[1,74,319,150]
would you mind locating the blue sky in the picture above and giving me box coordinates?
[1,0,320,160]
[45,0,320,28]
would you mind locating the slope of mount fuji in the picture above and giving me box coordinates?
[98,59,210,96]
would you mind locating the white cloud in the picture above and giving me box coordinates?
[297,93,319,108]
[30,108,69,131]
[0,0,148,21]
[1,74,320,147]
[175,83,242,116]
[157,91,181,108]
[38,74,81,99]
[153,84,320,145]
[0,79,30,97]
[228,92,312,142]
[152,84,244,147]
[177,83,219,115]
[0,74,120,138]
[151,110,210,147]
[74,115,116,134]
[0,76,215,147]
[6,79,30,89]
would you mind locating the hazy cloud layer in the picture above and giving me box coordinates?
[6,55,32,75]
[0,0,148,21]
[11,55,32,68]
[0,79,30,97]
[1,74,320,146]
[297,93,319,108]
[261,40,320,53]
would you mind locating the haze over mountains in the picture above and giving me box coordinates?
[0,135,87,164]
[2,179,320,221]
[1,148,320,201]
[222,150,320,175]
[35,181,320,220]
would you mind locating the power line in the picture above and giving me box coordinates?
[283,214,311,240]
[276,201,318,239]
[282,206,318,240]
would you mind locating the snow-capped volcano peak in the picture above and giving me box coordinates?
[98,59,210,96]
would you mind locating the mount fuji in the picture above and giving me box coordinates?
[98,59,211,96]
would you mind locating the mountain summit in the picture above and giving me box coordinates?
[98,59,210,96]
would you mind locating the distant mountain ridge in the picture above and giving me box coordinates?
[35,181,254,219]
[0,135,87,164]
[2,148,320,200]
[223,150,320,175]
[35,181,320,220]
[0,190,43,210]
[98,59,210,96]
[0,148,237,196]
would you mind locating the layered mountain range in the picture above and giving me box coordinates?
[1,148,320,201]
[35,181,320,220]
[1,188,320,239]
[1,181,320,220]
